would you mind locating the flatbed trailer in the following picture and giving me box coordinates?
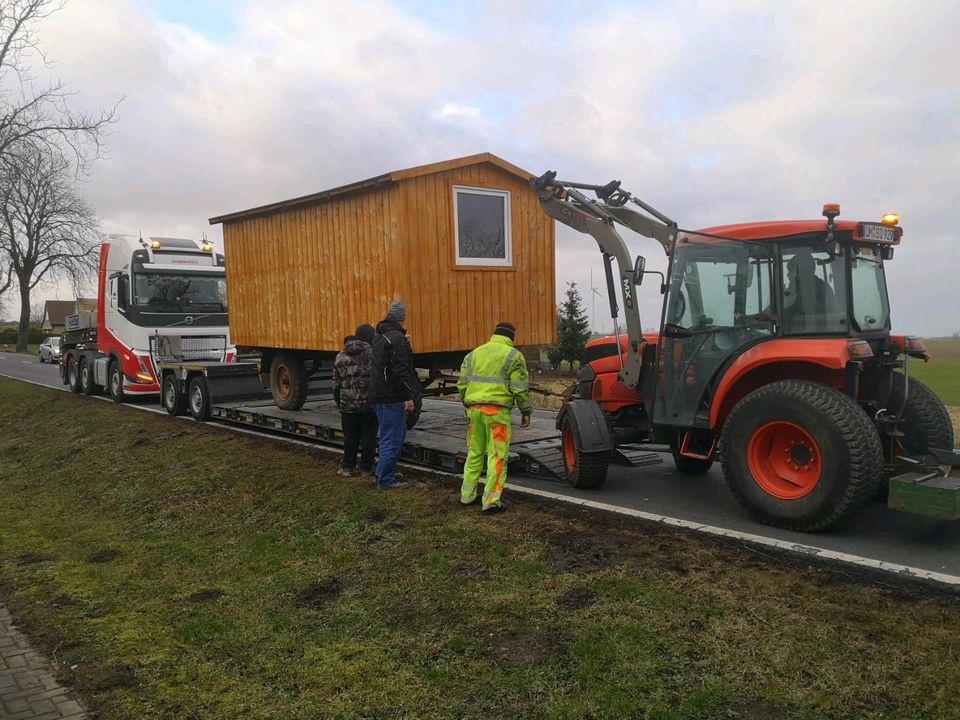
[155,359,661,481]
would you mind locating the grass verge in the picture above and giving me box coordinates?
[910,357,960,407]
[0,377,959,720]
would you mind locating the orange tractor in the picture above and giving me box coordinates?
[534,172,958,531]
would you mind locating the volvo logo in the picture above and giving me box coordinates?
[184,316,194,325]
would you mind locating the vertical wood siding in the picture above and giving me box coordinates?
[222,162,556,355]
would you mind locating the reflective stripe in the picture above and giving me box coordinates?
[508,381,529,390]
[500,348,519,378]
[465,375,506,384]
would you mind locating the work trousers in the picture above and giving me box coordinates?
[374,402,407,487]
[460,405,512,510]
[341,409,377,472]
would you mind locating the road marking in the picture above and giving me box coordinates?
[2,370,959,589]
[21,360,31,364]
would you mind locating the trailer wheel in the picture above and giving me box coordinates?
[888,374,954,455]
[188,376,211,421]
[162,373,187,416]
[269,353,307,410]
[108,360,126,403]
[720,380,883,532]
[79,357,97,396]
[561,416,610,489]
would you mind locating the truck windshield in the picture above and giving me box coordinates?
[133,273,227,311]
[850,244,890,332]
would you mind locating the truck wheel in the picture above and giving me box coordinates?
[269,353,307,410]
[79,358,97,396]
[720,380,883,532]
[108,360,126,403]
[67,355,81,393]
[561,415,610,489]
[672,453,714,475]
[162,373,187,416]
[888,374,954,455]
[188,376,211,421]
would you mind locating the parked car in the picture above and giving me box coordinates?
[38,337,61,363]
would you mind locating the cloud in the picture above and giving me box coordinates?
[20,0,960,337]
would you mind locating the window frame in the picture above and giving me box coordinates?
[452,185,512,267]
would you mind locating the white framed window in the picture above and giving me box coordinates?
[453,185,512,266]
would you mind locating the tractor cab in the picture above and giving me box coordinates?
[654,214,901,429]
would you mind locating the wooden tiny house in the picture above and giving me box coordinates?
[209,153,556,408]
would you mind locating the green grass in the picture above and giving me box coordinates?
[910,358,960,406]
[1,378,959,719]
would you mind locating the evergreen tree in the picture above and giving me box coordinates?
[554,282,590,373]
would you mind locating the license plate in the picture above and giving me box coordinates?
[860,223,895,243]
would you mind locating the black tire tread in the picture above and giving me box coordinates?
[888,374,954,453]
[720,380,883,532]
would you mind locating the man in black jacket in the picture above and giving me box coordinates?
[369,299,415,489]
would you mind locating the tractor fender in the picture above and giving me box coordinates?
[709,339,850,429]
[557,399,614,453]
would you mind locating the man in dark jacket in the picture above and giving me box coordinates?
[369,299,416,490]
[333,323,377,478]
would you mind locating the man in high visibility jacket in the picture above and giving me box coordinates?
[457,322,533,513]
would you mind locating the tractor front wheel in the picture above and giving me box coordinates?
[888,374,954,455]
[561,415,611,489]
[720,380,883,532]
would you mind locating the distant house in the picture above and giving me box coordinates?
[41,298,96,334]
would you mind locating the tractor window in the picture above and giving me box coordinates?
[781,246,847,334]
[850,245,890,332]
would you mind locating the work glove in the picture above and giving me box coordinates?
[521,414,531,428]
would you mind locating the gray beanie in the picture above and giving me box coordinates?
[386,298,407,323]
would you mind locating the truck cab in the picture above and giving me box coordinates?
[62,235,235,401]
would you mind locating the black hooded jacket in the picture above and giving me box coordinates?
[369,319,416,404]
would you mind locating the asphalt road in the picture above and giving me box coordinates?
[2,349,958,584]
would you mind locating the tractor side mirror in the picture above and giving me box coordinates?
[633,255,647,285]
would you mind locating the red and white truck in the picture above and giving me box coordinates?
[60,234,235,401]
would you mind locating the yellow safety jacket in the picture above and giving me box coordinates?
[458,335,533,415]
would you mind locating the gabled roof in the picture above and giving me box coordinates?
[42,300,77,327]
[209,152,534,225]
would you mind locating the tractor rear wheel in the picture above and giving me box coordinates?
[269,353,307,410]
[720,380,883,532]
[888,374,954,455]
[561,415,610,489]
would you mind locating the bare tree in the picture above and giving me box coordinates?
[0,0,119,169]
[0,141,100,349]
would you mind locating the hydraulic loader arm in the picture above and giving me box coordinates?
[531,171,678,388]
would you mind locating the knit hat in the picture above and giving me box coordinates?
[494,321,516,341]
[355,323,375,345]
[386,299,407,323]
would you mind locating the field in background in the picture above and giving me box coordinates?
[1,378,959,720]
[915,337,960,407]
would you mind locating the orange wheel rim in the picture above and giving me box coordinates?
[563,427,576,473]
[747,421,822,500]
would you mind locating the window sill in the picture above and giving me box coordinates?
[451,263,516,272]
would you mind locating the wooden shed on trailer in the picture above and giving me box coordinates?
[209,152,556,409]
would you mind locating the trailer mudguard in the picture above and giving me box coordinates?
[558,399,614,453]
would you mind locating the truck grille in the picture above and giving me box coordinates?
[152,335,226,362]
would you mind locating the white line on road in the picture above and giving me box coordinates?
[3,370,959,589]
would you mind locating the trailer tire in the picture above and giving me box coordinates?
[269,353,307,411]
[720,380,883,532]
[888,374,954,455]
[162,373,187,416]
[79,357,96,396]
[188,376,211,421]
[108,360,126,403]
[561,415,610,489]
[67,354,81,393]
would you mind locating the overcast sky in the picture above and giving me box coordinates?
[15,0,960,336]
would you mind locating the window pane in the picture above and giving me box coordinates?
[850,245,889,331]
[781,247,847,334]
[457,192,505,259]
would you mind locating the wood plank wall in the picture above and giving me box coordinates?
[222,162,556,356]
